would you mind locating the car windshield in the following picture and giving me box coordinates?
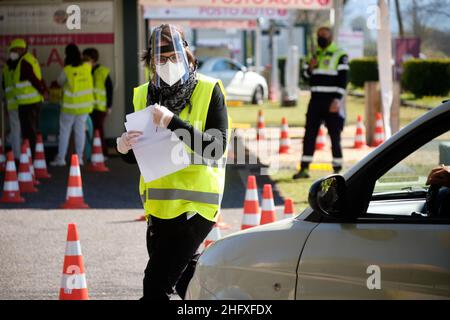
[373,130,450,195]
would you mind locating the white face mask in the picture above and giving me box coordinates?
[9,52,19,61]
[155,60,187,87]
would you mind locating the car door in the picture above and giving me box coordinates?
[297,110,450,299]
[225,60,253,99]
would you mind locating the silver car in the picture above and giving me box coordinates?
[187,102,450,299]
[198,57,268,105]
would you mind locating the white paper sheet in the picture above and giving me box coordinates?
[124,106,190,182]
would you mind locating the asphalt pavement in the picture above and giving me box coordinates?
[0,154,284,300]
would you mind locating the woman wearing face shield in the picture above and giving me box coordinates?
[116,24,230,300]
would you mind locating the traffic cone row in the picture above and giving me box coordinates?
[61,154,89,209]
[0,138,5,172]
[372,112,385,147]
[279,117,290,154]
[241,175,261,230]
[283,198,295,219]
[87,130,109,172]
[18,144,37,193]
[24,140,39,186]
[0,132,111,207]
[0,151,25,203]
[260,184,276,225]
[34,134,51,179]
[354,115,367,149]
[256,110,265,141]
[60,223,89,300]
[315,124,327,150]
[216,214,230,230]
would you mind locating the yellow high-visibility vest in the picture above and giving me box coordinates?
[13,52,43,106]
[2,64,18,110]
[92,65,110,112]
[133,73,231,222]
[62,62,94,115]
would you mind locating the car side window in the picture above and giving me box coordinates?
[227,62,241,71]
[369,130,450,217]
[212,60,228,72]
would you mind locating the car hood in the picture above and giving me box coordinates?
[190,214,319,299]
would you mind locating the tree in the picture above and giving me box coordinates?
[394,0,404,38]
[404,0,450,57]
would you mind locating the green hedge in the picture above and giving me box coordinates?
[401,59,450,97]
[349,58,379,87]
[277,56,450,97]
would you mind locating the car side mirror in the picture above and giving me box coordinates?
[308,175,346,217]
[241,66,248,73]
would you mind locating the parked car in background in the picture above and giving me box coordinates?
[198,57,268,105]
[186,101,450,300]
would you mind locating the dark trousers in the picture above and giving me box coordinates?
[18,103,41,155]
[301,98,345,172]
[142,213,215,300]
[90,110,108,155]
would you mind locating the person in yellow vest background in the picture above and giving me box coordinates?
[50,43,94,166]
[2,45,22,162]
[82,48,113,156]
[9,38,46,154]
[116,24,230,300]
[293,26,349,179]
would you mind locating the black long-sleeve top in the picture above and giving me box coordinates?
[120,82,228,163]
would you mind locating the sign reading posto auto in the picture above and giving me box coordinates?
[141,0,332,10]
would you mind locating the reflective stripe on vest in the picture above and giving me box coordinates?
[3,65,18,110]
[92,65,110,112]
[146,188,220,205]
[62,63,94,115]
[13,53,43,105]
[135,73,230,222]
[310,86,346,95]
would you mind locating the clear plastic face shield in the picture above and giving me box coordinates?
[151,26,190,88]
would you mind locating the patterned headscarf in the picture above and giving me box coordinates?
[147,69,198,116]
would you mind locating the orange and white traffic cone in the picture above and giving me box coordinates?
[135,214,146,222]
[18,144,37,193]
[315,125,327,151]
[354,115,367,149]
[0,151,25,203]
[0,137,6,172]
[87,130,109,172]
[260,184,276,225]
[24,139,39,185]
[283,198,295,219]
[204,222,221,249]
[372,112,385,147]
[34,134,51,179]
[256,110,265,141]
[279,117,290,154]
[60,223,89,300]
[61,154,89,209]
[216,214,230,230]
[241,175,260,230]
